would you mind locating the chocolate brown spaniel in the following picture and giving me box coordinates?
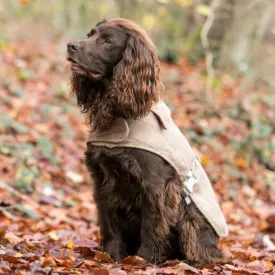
[67,18,226,265]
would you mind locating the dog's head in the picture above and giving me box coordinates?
[67,18,160,130]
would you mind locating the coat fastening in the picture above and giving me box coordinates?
[87,100,228,237]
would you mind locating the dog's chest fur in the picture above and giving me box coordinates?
[85,144,182,252]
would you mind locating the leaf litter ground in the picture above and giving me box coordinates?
[0,42,274,274]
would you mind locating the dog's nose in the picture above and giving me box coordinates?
[67,42,78,52]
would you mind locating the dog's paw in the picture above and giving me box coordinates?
[137,244,160,264]
[184,260,201,267]
[103,239,122,263]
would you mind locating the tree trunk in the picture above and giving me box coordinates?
[215,0,274,74]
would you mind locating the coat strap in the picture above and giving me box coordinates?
[183,156,200,204]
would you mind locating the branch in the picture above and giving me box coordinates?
[201,0,221,100]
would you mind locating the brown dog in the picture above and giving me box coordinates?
[67,18,227,265]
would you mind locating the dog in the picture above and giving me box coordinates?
[67,18,227,265]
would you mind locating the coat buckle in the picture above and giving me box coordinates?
[183,169,198,205]
[185,170,198,193]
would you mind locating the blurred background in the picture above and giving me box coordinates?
[2,0,275,80]
[0,0,275,274]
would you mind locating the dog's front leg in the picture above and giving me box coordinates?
[137,183,169,263]
[96,199,123,262]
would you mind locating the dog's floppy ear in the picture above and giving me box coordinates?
[96,18,108,26]
[109,33,160,119]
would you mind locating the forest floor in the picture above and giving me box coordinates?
[0,41,275,275]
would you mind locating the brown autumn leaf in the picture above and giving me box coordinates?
[41,255,57,267]
[0,227,7,238]
[73,239,98,256]
[266,213,275,231]
[223,264,261,275]
[89,268,110,275]
[74,239,99,248]
[4,231,22,245]
[247,260,274,273]
[83,259,102,270]
[201,155,209,166]
[95,251,115,264]
[0,260,10,273]
[121,256,147,266]
[54,256,76,269]
[158,259,181,267]
[1,255,26,264]
[108,268,128,275]
[84,259,101,266]
[48,231,59,241]
[172,262,200,274]
[235,157,248,169]
[231,245,250,259]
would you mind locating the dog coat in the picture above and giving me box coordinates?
[87,100,228,237]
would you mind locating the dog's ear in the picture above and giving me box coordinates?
[109,34,160,119]
[96,18,108,26]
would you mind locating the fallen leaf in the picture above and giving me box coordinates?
[235,158,248,169]
[4,232,22,244]
[173,262,200,274]
[83,259,101,268]
[41,255,57,267]
[48,231,59,241]
[201,155,209,166]
[90,268,109,275]
[247,260,273,273]
[74,239,98,256]
[1,255,25,264]
[55,256,75,269]
[66,171,84,184]
[263,234,275,250]
[67,241,75,249]
[121,256,147,266]
[0,227,7,238]
[95,251,115,264]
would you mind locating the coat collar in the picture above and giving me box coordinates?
[87,100,170,143]
[151,100,171,130]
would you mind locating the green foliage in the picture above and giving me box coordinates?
[0,0,207,63]
[15,204,38,219]
[55,82,70,99]
[196,4,210,17]
[0,144,10,155]
[15,165,39,192]
[38,137,58,165]
[0,115,29,133]
[11,88,25,97]
[18,69,33,81]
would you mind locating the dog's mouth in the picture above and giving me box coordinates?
[67,57,103,80]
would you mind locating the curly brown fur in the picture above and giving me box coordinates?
[68,18,222,265]
[69,18,160,131]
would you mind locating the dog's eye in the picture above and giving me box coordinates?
[87,29,96,38]
[104,38,113,44]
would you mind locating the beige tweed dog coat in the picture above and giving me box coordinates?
[87,100,228,237]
